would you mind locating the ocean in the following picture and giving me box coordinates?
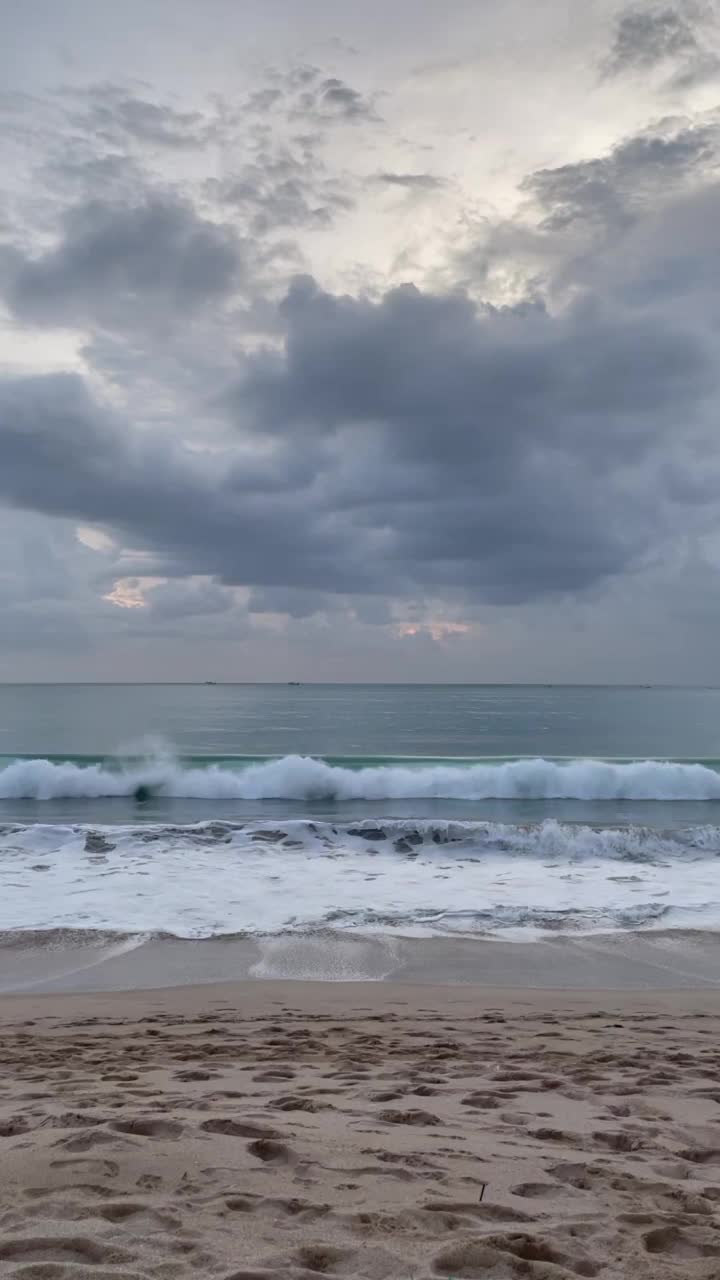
[2,682,720,986]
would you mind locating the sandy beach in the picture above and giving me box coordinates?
[1,980,720,1279]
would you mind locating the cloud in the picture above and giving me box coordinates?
[66,83,215,149]
[314,76,376,121]
[603,4,720,88]
[0,370,368,596]
[605,5,701,73]
[247,586,338,619]
[524,114,719,232]
[0,229,715,617]
[144,578,234,621]
[3,194,244,332]
[374,172,445,191]
[2,25,720,677]
[210,150,353,234]
[41,151,152,205]
[244,65,379,130]
[454,111,720,315]
[237,275,709,447]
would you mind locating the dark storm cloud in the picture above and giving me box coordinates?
[3,194,245,330]
[0,241,716,610]
[0,371,375,596]
[236,276,709,450]
[1,51,719,631]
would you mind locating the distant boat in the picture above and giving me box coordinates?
[204,680,217,685]
[288,681,301,686]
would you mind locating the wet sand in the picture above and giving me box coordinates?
[1,980,720,1278]
[3,927,720,994]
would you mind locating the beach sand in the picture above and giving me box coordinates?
[0,980,719,1278]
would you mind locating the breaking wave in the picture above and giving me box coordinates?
[0,816,718,940]
[3,753,720,801]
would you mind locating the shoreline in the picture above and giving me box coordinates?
[2,927,720,994]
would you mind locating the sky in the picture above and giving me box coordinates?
[1,0,719,682]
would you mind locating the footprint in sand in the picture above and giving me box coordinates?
[0,1118,32,1137]
[50,1156,119,1179]
[294,1242,354,1272]
[111,1118,183,1139]
[95,1201,181,1228]
[200,1119,279,1139]
[643,1224,720,1259]
[434,1232,599,1278]
[422,1200,533,1224]
[223,1271,279,1280]
[510,1181,565,1199]
[378,1108,441,1126]
[0,1235,136,1267]
[547,1161,601,1191]
[591,1129,643,1153]
[53,1128,131,1153]
[461,1092,503,1110]
[269,1095,331,1113]
[248,1138,296,1164]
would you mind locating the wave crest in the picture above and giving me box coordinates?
[2,753,720,801]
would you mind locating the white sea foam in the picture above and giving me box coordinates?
[0,817,718,940]
[3,754,720,800]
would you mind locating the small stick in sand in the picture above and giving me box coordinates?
[479,1182,487,1202]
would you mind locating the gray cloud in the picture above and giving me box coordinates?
[455,112,720,313]
[0,236,715,615]
[41,151,151,204]
[245,65,379,130]
[315,76,375,121]
[237,276,709,446]
[524,115,719,232]
[2,18,720,677]
[0,371,371,597]
[145,579,234,621]
[374,172,445,191]
[210,150,353,234]
[603,4,720,88]
[67,83,214,149]
[668,47,720,89]
[247,586,339,618]
[3,194,245,331]
[605,5,701,74]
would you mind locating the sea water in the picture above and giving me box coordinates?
[1,683,720,946]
